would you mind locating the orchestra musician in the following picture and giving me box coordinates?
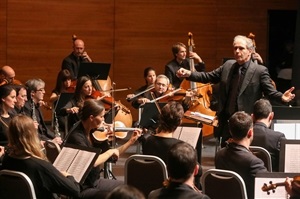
[23,78,62,145]
[1,115,81,198]
[9,84,28,115]
[177,35,295,146]
[127,66,157,109]
[49,69,73,104]
[148,142,210,199]
[0,65,16,86]
[0,84,17,146]
[165,42,205,89]
[64,99,142,199]
[62,35,92,80]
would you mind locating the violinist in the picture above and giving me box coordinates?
[127,67,156,109]
[285,177,300,199]
[165,42,205,89]
[64,99,142,199]
[59,75,94,130]
[49,69,74,104]
[62,35,92,80]
[0,65,16,86]
[23,78,62,145]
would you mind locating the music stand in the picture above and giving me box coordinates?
[78,62,111,80]
[139,102,167,130]
[55,93,74,114]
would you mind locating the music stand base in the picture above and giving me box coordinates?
[101,162,116,180]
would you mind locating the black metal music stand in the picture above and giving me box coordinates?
[139,102,167,130]
[78,62,111,80]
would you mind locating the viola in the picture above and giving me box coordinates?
[261,176,300,195]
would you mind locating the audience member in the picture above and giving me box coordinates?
[165,42,205,88]
[106,185,145,199]
[177,35,295,146]
[215,111,268,199]
[65,99,142,199]
[251,98,286,171]
[1,115,80,199]
[148,142,210,199]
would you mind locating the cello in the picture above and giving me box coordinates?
[180,32,217,137]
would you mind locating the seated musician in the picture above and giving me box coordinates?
[0,65,16,86]
[2,115,81,198]
[285,177,300,199]
[23,78,62,145]
[61,35,92,80]
[127,66,156,109]
[64,99,141,199]
[137,74,193,111]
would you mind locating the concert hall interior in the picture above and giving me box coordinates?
[1,0,300,199]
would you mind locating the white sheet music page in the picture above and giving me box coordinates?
[53,147,79,172]
[67,150,97,182]
[255,177,288,199]
[284,144,300,172]
[178,127,201,148]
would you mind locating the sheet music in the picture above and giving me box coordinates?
[53,146,98,183]
[173,126,201,148]
[255,177,288,199]
[190,111,215,121]
[274,123,296,139]
[53,147,79,172]
[67,150,97,182]
[284,144,300,172]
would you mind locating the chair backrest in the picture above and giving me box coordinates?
[124,154,168,197]
[0,169,37,199]
[202,168,248,199]
[44,140,61,163]
[249,146,272,172]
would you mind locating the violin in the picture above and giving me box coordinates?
[149,87,183,103]
[92,121,141,142]
[261,176,300,195]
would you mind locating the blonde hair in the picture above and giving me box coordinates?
[8,115,47,160]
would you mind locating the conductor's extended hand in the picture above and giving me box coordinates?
[282,87,295,103]
[176,68,192,78]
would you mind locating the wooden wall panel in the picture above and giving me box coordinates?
[0,0,298,122]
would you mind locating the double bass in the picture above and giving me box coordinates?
[180,32,217,137]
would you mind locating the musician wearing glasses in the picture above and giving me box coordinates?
[23,78,62,145]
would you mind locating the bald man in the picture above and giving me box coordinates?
[0,65,16,86]
[61,38,92,79]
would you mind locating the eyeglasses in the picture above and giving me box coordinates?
[155,82,167,87]
[36,88,45,92]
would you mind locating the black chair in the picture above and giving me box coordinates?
[124,154,168,197]
[44,140,61,163]
[250,146,272,172]
[0,169,37,199]
[202,168,248,199]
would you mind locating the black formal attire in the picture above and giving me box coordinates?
[165,58,205,88]
[59,98,81,131]
[0,116,10,146]
[65,122,123,199]
[187,59,283,141]
[148,182,210,199]
[2,155,80,199]
[142,135,182,163]
[23,101,55,141]
[131,85,151,109]
[62,53,90,79]
[251,122,286,171]
[215,142,268,199]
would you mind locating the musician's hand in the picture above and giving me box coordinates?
[129,129,142,144]
[285,177,293,195]
[126,94,134,99]
[67,107,79,114]
[252,52,263,64]
[52,137,63,145]
[189,52,203,63]
[282,87,295,102]
[138,98,150,105]
[109,148,120,160]
[176,68,191,78]
[82,51,92,62]
[60,171,72,177]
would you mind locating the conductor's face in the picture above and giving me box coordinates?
[233,39,251,65]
